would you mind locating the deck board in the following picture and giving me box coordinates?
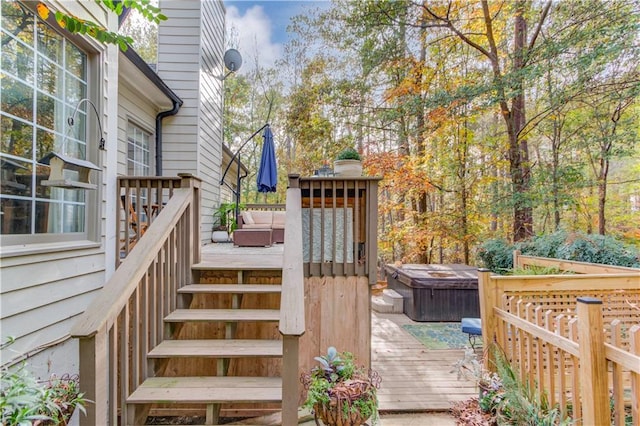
[372,312,477,411]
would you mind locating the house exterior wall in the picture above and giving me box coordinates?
[118,82,157,175]
[0,1,120,376]
[158,0,225,240]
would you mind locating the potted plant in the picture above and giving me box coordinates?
[302,346,380,426]
[211,202,235,242]
[333,148,363,177]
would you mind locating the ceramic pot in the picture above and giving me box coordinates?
[333,160,362,177]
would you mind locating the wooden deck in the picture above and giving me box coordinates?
[199,243,477,412]
[372,312,477,411]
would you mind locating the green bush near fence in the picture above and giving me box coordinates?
[477,231,640,274]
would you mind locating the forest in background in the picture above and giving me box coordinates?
[125,0,640,265]
[224,0,640,265]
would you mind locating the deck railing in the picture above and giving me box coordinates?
[117,175,185,264]
[479,257,640,425]
[295,175,381,284]
[70,175,201,425]
[279,177,305,425]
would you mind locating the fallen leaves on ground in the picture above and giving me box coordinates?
[451,398,496,426]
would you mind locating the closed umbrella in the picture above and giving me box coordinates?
[256,125,277,193]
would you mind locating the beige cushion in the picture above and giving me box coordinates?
[241,211,255,225]
[242,223,271,229]
[272,211,286,229]
[250,210,273,225]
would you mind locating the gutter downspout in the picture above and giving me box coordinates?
[155,99,182,176]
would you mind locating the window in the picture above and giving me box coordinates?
[127,123,151,176]
[1,2,89,238]
[126,123,152,218]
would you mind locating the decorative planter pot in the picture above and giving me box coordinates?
[333,159,362,177]
[211,229,229,242]
[310,375,379,426]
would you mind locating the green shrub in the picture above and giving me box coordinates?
[1,364,87,425]
[336,147,361,161]
[477,231,640,273]
[477,238,514,273]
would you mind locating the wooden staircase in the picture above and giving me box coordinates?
[72,177,304,426]
[126,264,287,425]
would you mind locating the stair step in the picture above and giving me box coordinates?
[179,284,282,294]
[165,309,280,323]
[127,376,282,404]
[148,339,283,358]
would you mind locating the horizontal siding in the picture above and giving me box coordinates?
[0,252,104,292]
[1,288,97,338]
[1,273,103,318]
[199,0,224,237]
[1,312,83,366]
[156,43,200,55]
[158,0,201,182]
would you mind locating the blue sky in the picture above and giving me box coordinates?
[224,1,328,71]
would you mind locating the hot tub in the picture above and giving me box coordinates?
[384,263,480,322]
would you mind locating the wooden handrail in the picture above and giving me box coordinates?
[513,250,640,274]
[279,187,305,336]
[279,186,305,426]
[71,188,192,338]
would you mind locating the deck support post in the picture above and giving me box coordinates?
[281,335,300,426]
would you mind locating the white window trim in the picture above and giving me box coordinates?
[0,2,104,249]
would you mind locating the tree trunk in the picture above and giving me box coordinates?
[510,0,533,241]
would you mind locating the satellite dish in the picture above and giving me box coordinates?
[224,49,242,72]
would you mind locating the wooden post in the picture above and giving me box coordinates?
[178,173,201,265]
[366,180,379,284]
[630,325,640,423]
[288,173,300,189]
[281,335,300,426]
[576,297,610,425]
[78,332,109,425]
[477,269,497,368]
[512,250,521,269]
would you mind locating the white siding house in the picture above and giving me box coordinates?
[0,0,225,378]
[157,0,226,239]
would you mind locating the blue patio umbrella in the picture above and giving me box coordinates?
[256,125,277,193]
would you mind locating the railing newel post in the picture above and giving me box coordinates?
[288,173,300,189]
[576,297,610,425]
[78,330,109,425]
[478,269,497,367]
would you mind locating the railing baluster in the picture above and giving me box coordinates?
[354,180,361,276]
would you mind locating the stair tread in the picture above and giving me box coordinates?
[179,284,282,294]
[148,339,283,358]
[127,376,282,404]
[165,309,280,322]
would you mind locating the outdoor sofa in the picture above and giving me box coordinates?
[234,210,285,246]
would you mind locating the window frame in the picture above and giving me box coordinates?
[0,2,103,249]
[126,120,154,177]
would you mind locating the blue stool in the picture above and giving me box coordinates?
[461,317,482,349]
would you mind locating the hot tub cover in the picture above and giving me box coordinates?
[385,263,478,289]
